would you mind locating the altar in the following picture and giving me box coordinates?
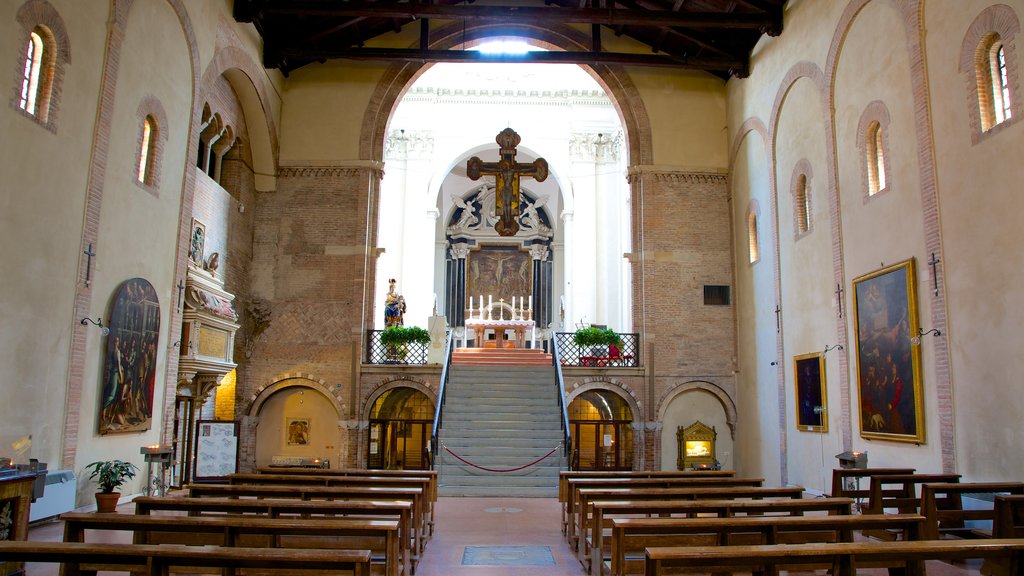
[464,298,535,348]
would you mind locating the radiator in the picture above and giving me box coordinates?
[29,469,76,522]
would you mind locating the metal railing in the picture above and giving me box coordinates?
[551,335,573,468]
[554,332,640,367]
[429,330,455,469]
[365,330,434,364]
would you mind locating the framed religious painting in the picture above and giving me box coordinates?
[286,417,311,446]
[852,259,925,443]
[188,218,205,267]
[98,278,160,434]
[793,352,828,432]
[466,245,532,314]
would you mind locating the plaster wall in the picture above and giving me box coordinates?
[834,1,939,471]
[774,76,835,494]
[254,385,341,468]
[730,132,782,485]
[73,0,193,499]
[0,0,107,468]
[925,0,1024,480]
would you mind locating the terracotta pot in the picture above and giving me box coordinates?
[94,491,121,513]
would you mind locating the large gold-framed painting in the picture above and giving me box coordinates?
[467,246,532,306]
[794,352,827,433]
[99,278,160,435]
[852,259,925,443]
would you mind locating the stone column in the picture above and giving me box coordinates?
[448,243,470,327]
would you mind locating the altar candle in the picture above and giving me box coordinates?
[528,295,532,310]
[469,296,473,317]
[512,296,516,311]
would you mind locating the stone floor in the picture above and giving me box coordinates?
[24,496,985,575]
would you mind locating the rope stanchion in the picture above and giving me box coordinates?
[442,442,560,473]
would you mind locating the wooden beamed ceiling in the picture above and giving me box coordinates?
[234,0,786,79]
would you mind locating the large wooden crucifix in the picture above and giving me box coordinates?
[467,128,548,236]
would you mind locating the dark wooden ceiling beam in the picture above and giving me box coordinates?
[254,2,775,30]
[266,46,746,74]
[611,0,741,60]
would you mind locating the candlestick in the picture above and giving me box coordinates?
[488,295,492,320]
[528,295,532,310]
[512,296,516,313]
[469,296,473,316]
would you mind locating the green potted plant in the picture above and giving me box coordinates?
[380,326,431,361]
[85,459,138,512]
[573,326,621,348]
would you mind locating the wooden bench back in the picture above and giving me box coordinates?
[559,470,735,502]
[994,494,1024,538]
[644,538,1024,576]
[920,482,1024,539]
[254,468,438,502]
[0,541,373,576]
[829,467,915,500]
[862,473,961,515]
[607,514,923,576]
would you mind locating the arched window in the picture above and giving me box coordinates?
[137,116,157,185]
[747,211,759,264]
[795,174,810,234]
[16,26,56,122]
[991,41,1012,125]
[961,5,1019,141]
[866,121,886,195]
[978,35,1014,131]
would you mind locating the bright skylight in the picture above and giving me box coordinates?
[472,39,541,55]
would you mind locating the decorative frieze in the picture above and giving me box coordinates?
[385,129,434,160]
[569,131,623,163]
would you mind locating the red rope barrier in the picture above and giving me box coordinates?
[442,443,559,473]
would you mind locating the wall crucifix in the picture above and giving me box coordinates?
[467,128,549,236]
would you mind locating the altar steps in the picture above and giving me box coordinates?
[437,365,565,497]
[451,347,553,366]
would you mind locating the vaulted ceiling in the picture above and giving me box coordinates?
[233,0,787,79]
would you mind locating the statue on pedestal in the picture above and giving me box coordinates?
[384,278,406,327]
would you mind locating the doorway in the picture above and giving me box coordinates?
[568,389,634,470]
[367,387,434,470]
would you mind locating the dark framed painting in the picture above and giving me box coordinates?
[794,352,828,432]
[467,246,532,306]
[99,278,160,435]
[188,218,205,267]
[852,259,925,443]
[286,417,311,446]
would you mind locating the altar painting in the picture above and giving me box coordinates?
[99,278,160,435]
[467,247,532,305]
[852,259,925,443]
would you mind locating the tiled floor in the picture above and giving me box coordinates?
[23,496,986,575]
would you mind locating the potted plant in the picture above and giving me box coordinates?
[380,326,431,361]
[85,459,138,513]
[573,326,621,348]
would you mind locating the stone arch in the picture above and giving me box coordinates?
[656,380,737,440]
[246,373,344,418]
[362,376,438,421]
[566,376,643,422]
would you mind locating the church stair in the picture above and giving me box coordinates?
[437,365,566,497]
[450,347,553,366]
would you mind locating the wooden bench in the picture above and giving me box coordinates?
[920,481,1024,539]
[574,485,805,562]
[229,473,435,538]
[584,497,853,574]
[559,470,735,535]
[0,540,372,576]
[186,483,427,554]
[829,467,915,504]
[133,496,414,571]
[60,512,400,576]
[605,513,923,576]
[862,473,961,516]
[565,476,762,546]
[644,538,1024,576]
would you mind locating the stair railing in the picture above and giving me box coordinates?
[429,329,455,469]
[551,334,573,469]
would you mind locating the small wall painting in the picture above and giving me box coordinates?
[99,278,160,434]
[189,218,205,267]
[794,352,828,432]
[286,417,311,446]
[852,259,925,443]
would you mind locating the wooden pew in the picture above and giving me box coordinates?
[644,538,1024,576]
[584,497,853,574]
[186,483,427,555]
[565,476,763,546]
[558,470,735,534]
[256,468,438,504]
[920,482,1024,539]
[862,473,961,515]
[229,473,435,539]
[605,513,923,576]
[829,467,915,504]
[986,495,1024,576]
[0,541,373,576]
[134,496,414,571]
[60,512,401,576]
[574,485,805,562]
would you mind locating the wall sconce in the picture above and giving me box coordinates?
[80,317,110,336]
[823,344,844,356]
[911,328,941,346]
[770,361,779,366]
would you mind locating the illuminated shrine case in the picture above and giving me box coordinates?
[676,420,717,470]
